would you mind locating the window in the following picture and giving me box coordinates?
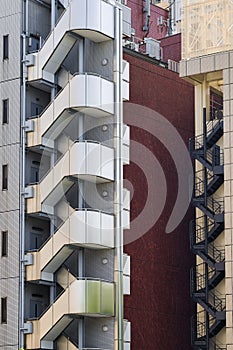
[1,297,7,323]
[3,35,9,60]
[1,231,7,257]
[2,99,8,124]
[2,164,8,190]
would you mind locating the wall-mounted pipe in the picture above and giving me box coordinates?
[19,0,29,348]
[143,0,150,31]
[114,5,124,350]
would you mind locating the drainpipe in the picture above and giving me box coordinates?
[167,0,173,36]
[19,0,29,348]
[51,0,56,30]
[114,6,124,350]
[143,0,150,31]
[78,37,85,350]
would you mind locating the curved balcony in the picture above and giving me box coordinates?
[26,278,114,350]
[27,74,114,148]
[26,140,114,214]
[27,0,115,82]
[26,209,114,282]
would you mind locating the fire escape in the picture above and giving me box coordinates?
[189,105,225,350]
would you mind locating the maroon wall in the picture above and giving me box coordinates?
[123,50,195,350]
[127,0,168,43]
[160,33,182,62]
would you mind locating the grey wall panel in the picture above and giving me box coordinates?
[85,317,114,349]
[28,0,50,42]
[0,144,20,212]
[85,249,114,282]
[0,0,22,18]
[0,210,20,279]
[0,12,22,81]
[0,277,19,347]
[85,39,114,81]
[0,79,21,146]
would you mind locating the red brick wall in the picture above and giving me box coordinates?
[123,51,195,350]
[127,0,168,43]
[160,33,181,62]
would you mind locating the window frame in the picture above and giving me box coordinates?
[2,164,8,191]
[2,99,9,124]
[1,231,8,257]
[3,35,9,60]
[1,297,7,324]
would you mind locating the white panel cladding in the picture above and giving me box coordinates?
[0,144,20,212]
[0,211,20,279]
[0,0,22,18]
[123,254,130,295]
[69,141,114,181]
[71,210,114,247]
[0,79,21,146]
[86,0,101,31]
[0,9,21,81]
[0,277,19,347]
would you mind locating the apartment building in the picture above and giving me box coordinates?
[180,0,233,349]
[0,0,131,349]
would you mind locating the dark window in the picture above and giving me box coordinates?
[1,297,7,323]
[3,35,9,60]
[1,231,7,257]
[2,99,8,124]
[2,165,8,190]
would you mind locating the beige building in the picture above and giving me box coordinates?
[180,0,233,349]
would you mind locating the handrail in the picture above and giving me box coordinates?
[26,207,114,253]
[29,276,114,321]
[30,72,114,121]
[39,138,114,182]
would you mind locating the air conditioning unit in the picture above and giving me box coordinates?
[144,38,161,60]
[168,59,180,73]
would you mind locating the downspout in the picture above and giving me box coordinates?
[114,5,124,350]
[19,0,29,348]
[51,0,56,30]
[78,37,85,350]
[143,0,150,31]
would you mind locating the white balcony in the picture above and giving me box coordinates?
[27,74,114,148]
[123,254,130,295]
[122,60,130,102]
[26,278,114,350]
[27,0,115,83]
[123,124,130,165]
[26,209,114,282]
[26,140,114,213]
[123,188,130,229]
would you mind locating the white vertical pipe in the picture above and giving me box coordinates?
[51,0,56,30]
[19,0,29,348]
[78,37,85,350]
[114,6,124,350]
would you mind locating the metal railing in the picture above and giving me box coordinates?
[208,244,225,263]
[28,275,114,321]
[208,290,226,312]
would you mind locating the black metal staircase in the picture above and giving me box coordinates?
[189,109,225,350]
